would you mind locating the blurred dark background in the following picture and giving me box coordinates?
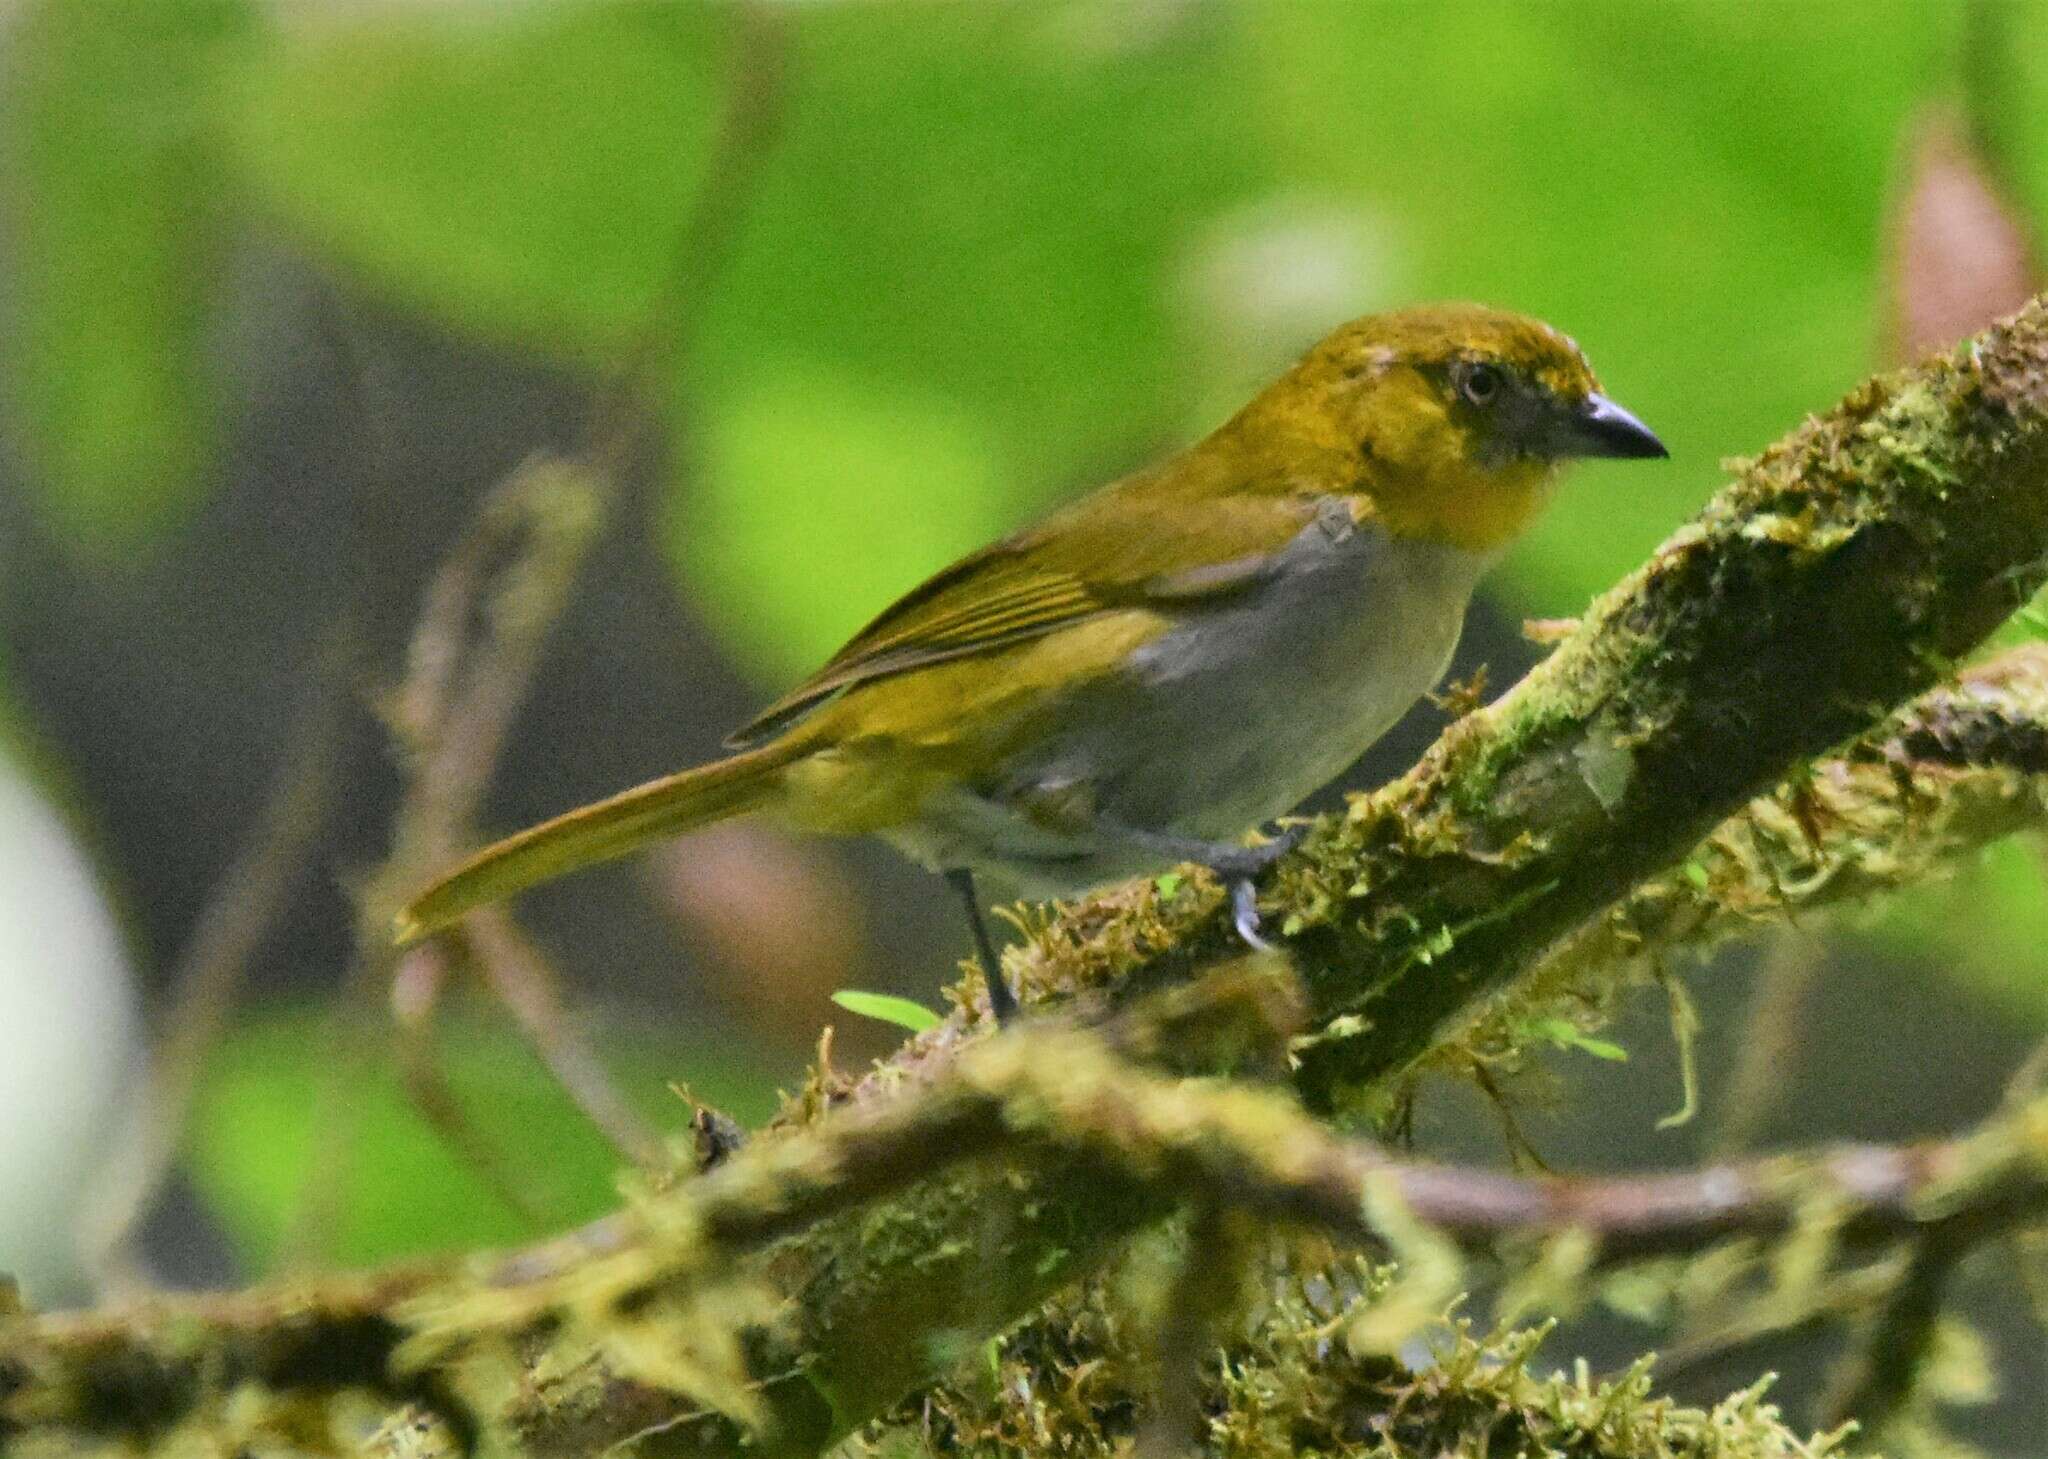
[1,0,2045,1448]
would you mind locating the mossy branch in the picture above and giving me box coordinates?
[1463,639,2048,1071]
[12,302,2048,1456]
[9,949,2047,1454]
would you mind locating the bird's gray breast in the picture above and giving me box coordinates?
[1045,503,1491,839]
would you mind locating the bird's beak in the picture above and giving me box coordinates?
[1564,392,1668,460]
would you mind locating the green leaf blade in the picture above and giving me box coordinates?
[831,989,943,1034]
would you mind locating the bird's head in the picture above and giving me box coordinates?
[1236,303,1666,553]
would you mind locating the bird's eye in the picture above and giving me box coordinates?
[1459,362,1502,407]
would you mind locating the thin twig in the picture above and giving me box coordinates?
[331,0,788,1204]
[1641,1260,1902,1393]
[458,910,668,1169]
[91,284,406,1285]
[583,1,787,480]
[76,622,355,1293]
[392,998,553,1228]
[1707,932,1826,1160]
[1822,1227,1969,1433]
[281,459,606,1268]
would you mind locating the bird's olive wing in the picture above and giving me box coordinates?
[721,550,1105,747]
[723,490,1326,747]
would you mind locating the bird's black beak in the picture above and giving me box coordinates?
[1565,392,1668,460]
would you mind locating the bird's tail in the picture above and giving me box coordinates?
[394,739,804,945]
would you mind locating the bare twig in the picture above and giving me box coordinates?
[1636,1260,1901,1393]
[456,911,667,1168]
[77,623,354,1293]
[583,0,786,478]
[1821,1228,1968,1434]
[389,461,608,854]
[281,457,607,1267]
[391,988,553,1229]
[1706,933,1825,1161]
[329,0,789,1203]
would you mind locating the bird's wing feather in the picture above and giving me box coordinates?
[725,487,1333,747]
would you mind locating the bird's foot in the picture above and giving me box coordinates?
[1085,817,1310,955]
[1201,823,1309,883]
[1207,824,1308,952]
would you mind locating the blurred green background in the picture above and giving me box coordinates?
[2,0,2047,1444]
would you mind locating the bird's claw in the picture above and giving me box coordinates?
[1230,879,1277,951]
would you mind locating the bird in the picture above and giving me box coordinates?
[395,304,1666,1022]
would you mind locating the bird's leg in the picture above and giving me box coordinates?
[946,867,1017,1024]
[1091,820,1308,951]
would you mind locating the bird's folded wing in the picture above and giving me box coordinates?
[724,488,1332,746]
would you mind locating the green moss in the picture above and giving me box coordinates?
[869,1261,1838,1459]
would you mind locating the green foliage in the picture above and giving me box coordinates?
[689,3,1264,488]
[187,1009,776,1268]
[7,0,2004,643]
[0,0,2010,610]
[1519,1016,1628,1063]
[3,0,256,546]
[830,989,943,1034]
[681,361,1018,677]
[216,0,1271,677]
[223,0,727,353]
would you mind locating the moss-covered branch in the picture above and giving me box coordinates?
[890,1065,2048,1458]
[11,303,2048,1457]
[904,1275,1843,1459]
[1457,640,2048,1072]
[12,951,2046,1455]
